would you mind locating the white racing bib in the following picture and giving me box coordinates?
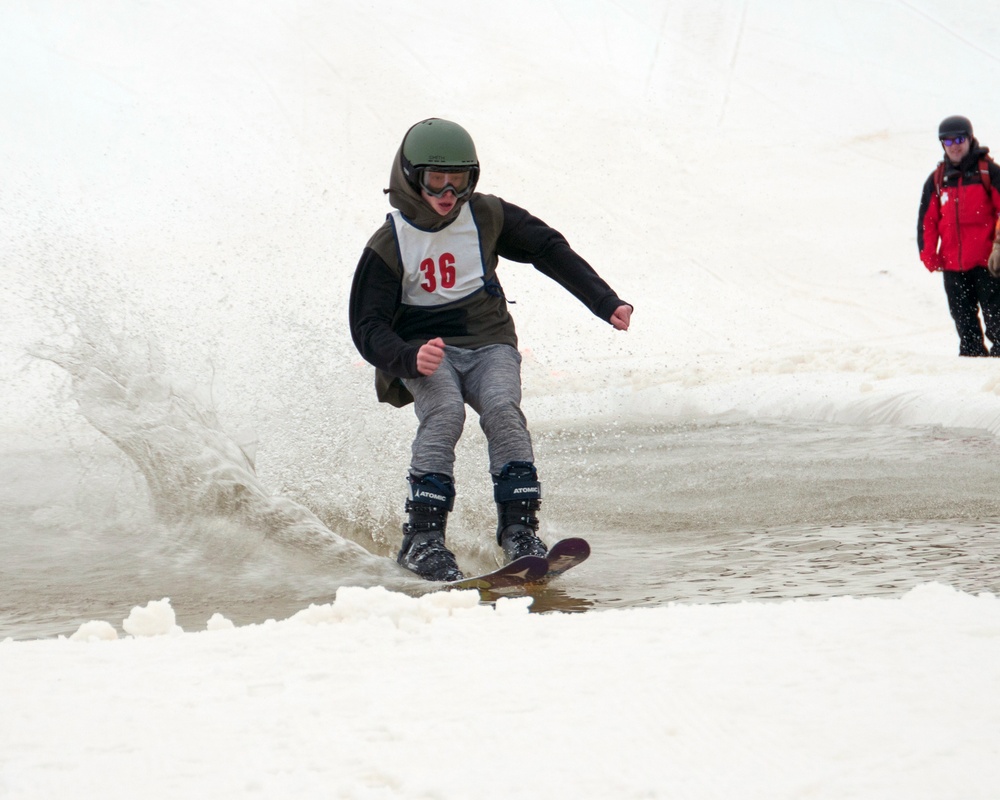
[389,205,486,307]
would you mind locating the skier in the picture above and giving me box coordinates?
[349,118,633,581]
[917,114,1000,356]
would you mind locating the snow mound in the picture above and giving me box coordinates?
[122,598,183,637]
[289,585,532,628]
[206,612,235,631]
[70,620,118,642]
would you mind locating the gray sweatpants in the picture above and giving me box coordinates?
[401,344,533,477]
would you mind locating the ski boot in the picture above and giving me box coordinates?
[493,461,548,563]
[397,473,464,582]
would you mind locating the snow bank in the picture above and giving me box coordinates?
[3,585,999,799]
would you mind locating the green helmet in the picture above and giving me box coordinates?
[401,118,480,196]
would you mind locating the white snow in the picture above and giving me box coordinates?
[3,1,1000,798]
[4,587,1000,798]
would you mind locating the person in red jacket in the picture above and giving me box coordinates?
[918,115,1000,356]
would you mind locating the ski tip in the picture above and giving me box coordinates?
[550,537,590,557]
[544,537,591,579]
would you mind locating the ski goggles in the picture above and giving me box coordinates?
[940,136,967,146]
[418,168,476,199]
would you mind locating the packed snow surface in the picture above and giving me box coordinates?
[3,585,1000,799]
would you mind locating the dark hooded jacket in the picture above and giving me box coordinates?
[349,144,630,406]
[918,139,1000,272]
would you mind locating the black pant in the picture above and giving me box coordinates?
[942,267,1000,356]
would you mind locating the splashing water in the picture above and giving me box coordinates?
[31,315,372,557]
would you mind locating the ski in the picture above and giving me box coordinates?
[445,538,590,592]
[447,554,549,591]
[543,537,590,579]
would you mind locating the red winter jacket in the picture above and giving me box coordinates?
[918,144,1000,272]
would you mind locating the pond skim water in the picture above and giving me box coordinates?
[534,420,1000,611]
[3,418,1000,638]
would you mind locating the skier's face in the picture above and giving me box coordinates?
[421,186,458,216]
[419,170,475,215]
[941,136,970,164]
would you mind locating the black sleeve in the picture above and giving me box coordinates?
[988,160,1000,184]
[496,198,630,321]
[989,162,1000,216]
[348,247,421,378]
[917,173,937,255]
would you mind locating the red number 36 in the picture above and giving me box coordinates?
[420,253,457,293]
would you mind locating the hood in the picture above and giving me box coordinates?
[384,144,469,230]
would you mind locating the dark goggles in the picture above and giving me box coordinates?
[940,136,967,146]
[418,168,475,199]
